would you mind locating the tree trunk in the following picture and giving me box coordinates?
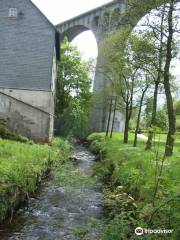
[123,78,134,144]
[124,101,129,144]
[110,96,117,138]
[146,4,165,150]
[164,0,176,156]
[134,105,142,147]
[134,87,148,147]
[128,78,135,121]
[106,97,113,137]
[164,84,176,156]
[146,81,159,150]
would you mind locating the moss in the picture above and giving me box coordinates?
[0,120,30,143]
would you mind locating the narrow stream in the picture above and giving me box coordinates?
[0,145,104,240]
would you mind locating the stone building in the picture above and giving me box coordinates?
[0,0,59,142]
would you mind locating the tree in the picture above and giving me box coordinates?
[126,32,158,147]
[100,27,157,144]
[163,0,177,156]
[55,38,92,138]
[99,0,179,152]
[145,97,154,127]
[129,0,179,155]
[100,27,138,143]
[144,3,166,150]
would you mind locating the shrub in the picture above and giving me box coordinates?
[176,118,180,131]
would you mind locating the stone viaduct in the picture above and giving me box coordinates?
[56,0,126,133]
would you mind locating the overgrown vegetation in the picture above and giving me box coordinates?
[0,137,70,223]
[0,120,30,143]
[55,37,93,139]
[87,132,180,239]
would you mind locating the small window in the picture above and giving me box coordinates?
[9,8,18,19]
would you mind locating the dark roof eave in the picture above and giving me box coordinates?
[55,31,60,61]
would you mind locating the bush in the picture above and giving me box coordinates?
[174,100,180,115]
[176,118,180,131]
[87,133,106,142]
[87,133,107,156]
[155,109,168,131]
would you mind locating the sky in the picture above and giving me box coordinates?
[32,0,180,79]
[32,0,112,60]
[32,0,112,25]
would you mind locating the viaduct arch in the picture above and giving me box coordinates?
[56,0,179,132]
[56,0,126,132]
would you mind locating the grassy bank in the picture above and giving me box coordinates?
[87,132,180,240]
[0,137,70,223]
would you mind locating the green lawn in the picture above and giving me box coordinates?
[88,132,180,239]
[143,132,180,143]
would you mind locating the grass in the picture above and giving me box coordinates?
[0,120,30,143]
[143,132,180,142]
[0,137,71,222]
[87,132,180,240]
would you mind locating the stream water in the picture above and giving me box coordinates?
[0,145,104,240]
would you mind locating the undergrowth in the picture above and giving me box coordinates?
[87,132,180,240]
[0,120,31,143]
[0,137,71,222]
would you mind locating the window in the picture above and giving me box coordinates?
[9,8,18,19]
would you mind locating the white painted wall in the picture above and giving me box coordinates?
[0,88,54,113]
[0,88,55,142]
